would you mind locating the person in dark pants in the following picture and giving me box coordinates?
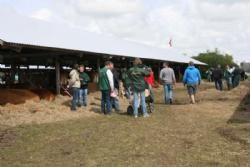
[68,64,81,111]
[78,64,90,107]
[224,65,233,90]
[232,66,241,88]
[99,61,114,115]
[212,65,224,91]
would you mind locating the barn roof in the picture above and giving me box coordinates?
[0,9,206,65]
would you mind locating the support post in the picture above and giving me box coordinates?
[55,57,61,95]
[95,57,100,83]
[97,57,100,72]
[158,61,161,80]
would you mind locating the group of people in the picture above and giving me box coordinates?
[207,65,245,91]
[68,64,90,111]
[68,58,202,117]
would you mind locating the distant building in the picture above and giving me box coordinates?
[241,62,250,73]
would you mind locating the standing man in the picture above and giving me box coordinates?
[160,62,176,104]
[212,65,224,91]
[128,58,150,118]
[79,64,90,107]
[99,61,114,115]
[183,61,201,104]
[68,64,81,111]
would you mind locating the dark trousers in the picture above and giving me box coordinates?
[215,79,223,91]
[101,90,111,114]
[71,87,79,110]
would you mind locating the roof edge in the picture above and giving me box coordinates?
[0,39,5,46]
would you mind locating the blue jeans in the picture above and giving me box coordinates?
[133,91,147,116]
[71,87,79,110]
[79,88,88,106]
[164,84,173,104]
[226,77,232,90]
[111,97,120,112]
[101,90,111,114]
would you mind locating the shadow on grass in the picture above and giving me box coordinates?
[227,91,250,124]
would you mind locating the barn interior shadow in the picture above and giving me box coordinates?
[227,91,250,124]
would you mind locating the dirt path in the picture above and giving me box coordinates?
[0,81,249,166]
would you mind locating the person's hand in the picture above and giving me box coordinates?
[173,83,176,89]
[67,85,70,89]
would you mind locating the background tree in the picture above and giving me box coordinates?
[192,48,235,68]
[192,49,236,79]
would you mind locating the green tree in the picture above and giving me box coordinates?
[192,49,235,68]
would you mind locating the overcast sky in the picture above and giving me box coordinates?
[1,0,249,62]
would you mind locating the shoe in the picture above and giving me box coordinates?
[105,112,112,115]
[134,115,138,118]
[169,99,173,104]
[143,114,150,118]
[71,108,77,112]
[115,109,121,113]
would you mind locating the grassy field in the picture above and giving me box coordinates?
[0,82,250,167]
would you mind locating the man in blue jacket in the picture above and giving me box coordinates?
[183,61,201,104]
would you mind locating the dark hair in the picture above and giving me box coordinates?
[73,64,79,69]
[163,62,169,67]
[189,61,194,66]
[105,61,113,66]
[133,58,142,65]
[79,64,85,68]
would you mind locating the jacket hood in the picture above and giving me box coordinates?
[136,64,145,68]
[188,66,195,70]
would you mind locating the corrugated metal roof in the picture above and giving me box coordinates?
[0,9,206,65]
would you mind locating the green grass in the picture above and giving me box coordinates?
[1,85,250,167]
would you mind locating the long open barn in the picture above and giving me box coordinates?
[0,9,205,96]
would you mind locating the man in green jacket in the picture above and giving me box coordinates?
[79,64,90,107]
[99,61,114,115]
[128,58,150,118]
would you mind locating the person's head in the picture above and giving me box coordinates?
[73,64,79,70]
[217,64,221,69]
[79,64,85,72]
[133,58,142,66]
[189,61,194,67]
[105,61,114,70]
[163,62,169,68]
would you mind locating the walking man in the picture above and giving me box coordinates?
[79,64,90,107]
[224,65,233,90]
[99,61,114,115]
[212,65,224,91]
[160,62,176,104]
[68,64,81,111]
[128,58,150,118]
[183,61,201,104]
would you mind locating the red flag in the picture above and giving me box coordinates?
[169,38,173,47]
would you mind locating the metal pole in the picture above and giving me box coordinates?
[55,57,60,95]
